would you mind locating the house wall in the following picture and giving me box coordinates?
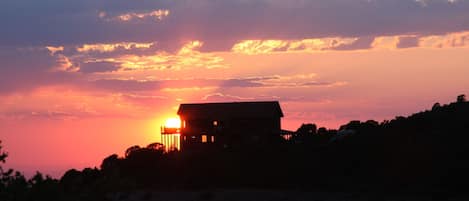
[179,116,281,150]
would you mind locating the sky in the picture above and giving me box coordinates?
[1,0,469,178]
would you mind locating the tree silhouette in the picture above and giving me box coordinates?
[0,141,6,164]
[0,141,30,201]
[432,102,441,110]
[146,142,165,151]
[364,120,379,127]
[317,127,328,135]
[27,172,61,201]
[101,154,120,172]
[296,123,317,136]
[125,145,141,158]
[457,94,466,103]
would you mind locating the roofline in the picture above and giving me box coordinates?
[177,101,284,117]
[178,101,280,106]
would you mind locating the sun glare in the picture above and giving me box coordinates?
[164,117,181,128]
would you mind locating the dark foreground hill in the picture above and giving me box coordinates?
[1,98,469,200]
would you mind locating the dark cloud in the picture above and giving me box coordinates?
[69,42,159,56]
[202,93,254,102]
[1,109,99,120]
[90,74,348,94]
[0,47,80,93]
[1,0,468,51]
[397,36,420,48]
[110,93,171,109]
[0,43,344,94]
[301,81,337,86]
[201,92,331,103]
[91,77,273,92]
[91,79,161,92]
[78,61,120,73]
[0,47,322,94]
[333,36,375,50]
[121,94,168,104]
[219,78,265,88]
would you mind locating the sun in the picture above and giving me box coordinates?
[164,117,181,128]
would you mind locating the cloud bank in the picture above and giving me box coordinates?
[1,0,469,51]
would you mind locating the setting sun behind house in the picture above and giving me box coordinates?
[161,117,181,152]
[164,117,181,129]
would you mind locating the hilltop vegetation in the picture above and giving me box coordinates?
[1,95,469,200]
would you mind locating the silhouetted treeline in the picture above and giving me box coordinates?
[1,141,64,201]
[1,96,469,200]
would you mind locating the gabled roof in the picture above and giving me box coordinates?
[177,101,284,119]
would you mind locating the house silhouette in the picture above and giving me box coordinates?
[177,101,284,150]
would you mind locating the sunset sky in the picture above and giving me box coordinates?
[1,0,469,177]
